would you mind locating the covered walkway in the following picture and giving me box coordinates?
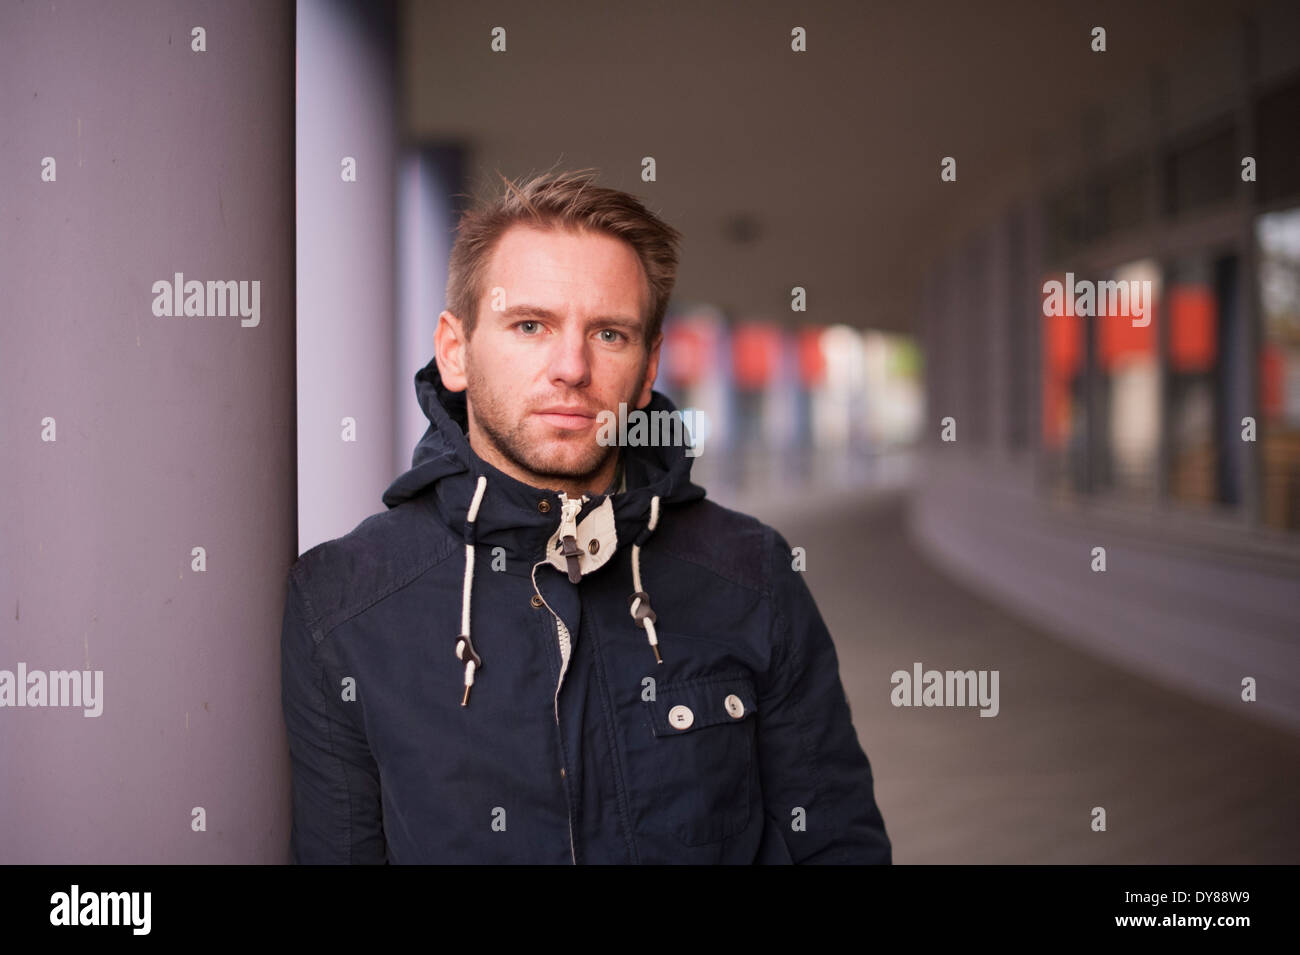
[732,487,1300,864]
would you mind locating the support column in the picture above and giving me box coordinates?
[0,0,296,862]
[296,0,398,553]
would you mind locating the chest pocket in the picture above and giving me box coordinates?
[642,674,759,846]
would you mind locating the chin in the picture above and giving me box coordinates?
[539,456,606,479]
[527,445,608,479]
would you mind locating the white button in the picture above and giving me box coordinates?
[724,694,745,719]
[668,704,694,730]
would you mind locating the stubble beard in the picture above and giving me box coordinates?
[465,359,625,487]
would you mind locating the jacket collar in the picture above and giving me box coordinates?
[382,355,706,566]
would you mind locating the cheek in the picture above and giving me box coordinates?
[598,353,650,392]
[471,347,521,390]
[492,342,546,382]
[475,357,536,418]
[631,357,654,400]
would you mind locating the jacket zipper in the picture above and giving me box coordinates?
[556,492,588,584]
[534,501,583,864]
[552,614,577,864]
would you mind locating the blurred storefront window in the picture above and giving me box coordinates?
[1101,259,1162,498]
[1041,270,1086,493]
[1257,208,1300,530]
[1165,254,1237,511]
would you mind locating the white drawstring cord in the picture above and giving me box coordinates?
[456,475,488,705]
[629,495,662,663]
[458,480,664,700]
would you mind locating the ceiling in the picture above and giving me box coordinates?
[400,0,1271,334]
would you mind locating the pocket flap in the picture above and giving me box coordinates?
[647,675,759,738]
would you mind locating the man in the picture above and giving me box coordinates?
[280,169,891,864]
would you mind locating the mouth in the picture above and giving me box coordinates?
[534,407,597,431]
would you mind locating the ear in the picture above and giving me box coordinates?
[636,332,663,409]
[435,310,469,392]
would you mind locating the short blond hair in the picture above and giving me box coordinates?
[445,168,682,347]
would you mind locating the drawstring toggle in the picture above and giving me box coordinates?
[628,495,663,664]
[628,591,661,663]
[456,633,482,706]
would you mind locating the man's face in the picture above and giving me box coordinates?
[436,224,661,494]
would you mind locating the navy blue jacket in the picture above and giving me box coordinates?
[280,356,891,863]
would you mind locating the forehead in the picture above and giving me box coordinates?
[483,224,648,316]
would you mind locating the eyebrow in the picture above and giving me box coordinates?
[499,304,643,331]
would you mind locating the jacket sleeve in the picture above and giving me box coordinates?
[755,528,892,864]
[280,566,388,864]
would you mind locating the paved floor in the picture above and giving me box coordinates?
[725,485,1300,864]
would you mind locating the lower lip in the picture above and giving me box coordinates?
[536,412,594,430]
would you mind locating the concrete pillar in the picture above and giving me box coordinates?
[0,0,295,861]
[396,145,465,473]
[295,0,397,554]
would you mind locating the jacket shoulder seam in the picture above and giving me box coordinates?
[298,533,463,644]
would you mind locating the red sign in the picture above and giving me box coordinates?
[1169,285,1216,373]
[732,323,781,390]
[797,327,826,387]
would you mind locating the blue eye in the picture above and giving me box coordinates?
[599,329,626,343]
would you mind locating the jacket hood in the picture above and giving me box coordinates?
[383,354,706,529]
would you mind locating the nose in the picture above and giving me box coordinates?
[546,321,591,388]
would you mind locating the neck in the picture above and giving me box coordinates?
[469,437,622,499]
